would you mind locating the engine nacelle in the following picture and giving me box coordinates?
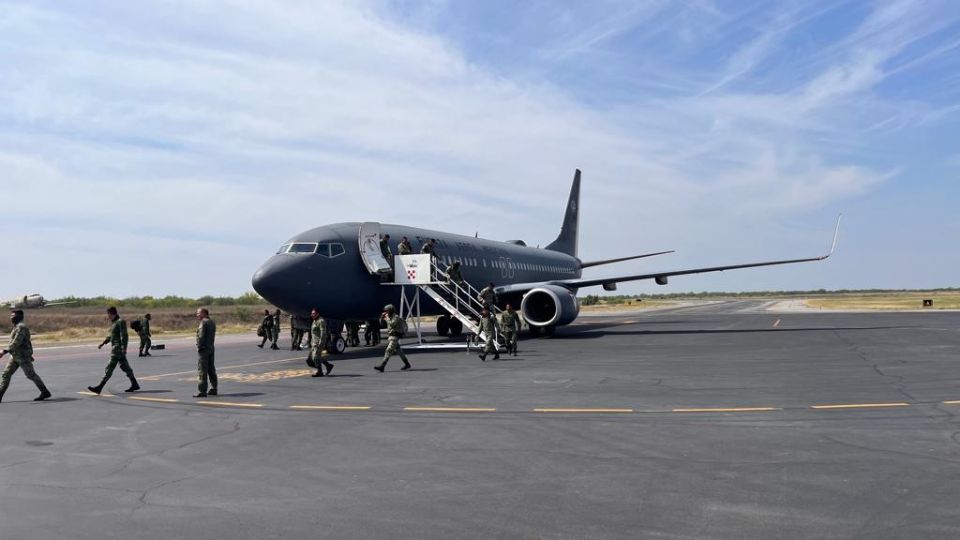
[521,285,580,327]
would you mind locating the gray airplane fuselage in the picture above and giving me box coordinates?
[252,222,582,321]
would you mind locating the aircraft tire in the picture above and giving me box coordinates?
[328,336,346,355]
[437,316,450,337]
[449,318,463,337]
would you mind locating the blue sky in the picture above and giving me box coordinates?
[1,0,958,298]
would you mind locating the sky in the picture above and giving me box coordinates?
[1,0,958,298]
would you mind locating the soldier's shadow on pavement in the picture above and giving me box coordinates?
[43,397,80,403]
[325,374,364,378]
[215,392,265,398]
[133,389,174,394]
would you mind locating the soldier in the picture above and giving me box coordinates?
[420,238,437,258]
[500,304,521,356]
[88,306,140,395]
[446,260,464,287]
[0,310,51,403]
[477,307,500,361]
[345,321,361,347]
[271,309,282,350]
[478,282,497,309]
[194,308,217,398]
[364,318,381,347]
[257,309,274,349]
[290,314,305,351]
[137,313,152,357]
[307,309,334,377]
[374,304,410,372]
[379,234,393,263]
[397,236,413,255]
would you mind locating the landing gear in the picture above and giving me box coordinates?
[328,335,346,355]
[437,315,450,337]
[449,318,463,337]
[527,325,555,337]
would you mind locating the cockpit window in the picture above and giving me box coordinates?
[287,243,318,254]
[276,244,291,254]
[316,243,345,258]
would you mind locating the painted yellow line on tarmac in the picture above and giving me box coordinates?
[811,402,910,410]
[141,357,301,380]
[533,408,634,413]
[290,405,372,411]
[942,400,960,405]
[77,391,114,397]
[404,407,497,412]
[673,407,779,413]
[127,396,179,404]
[195,400,264,408]
[773,319,781,328]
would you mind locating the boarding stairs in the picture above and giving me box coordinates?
[422,261,501,345]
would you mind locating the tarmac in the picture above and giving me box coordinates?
[2,301,960,539]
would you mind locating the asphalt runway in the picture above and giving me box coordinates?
[2,301,960,539]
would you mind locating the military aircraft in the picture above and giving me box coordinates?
[2,294,76,310]
[252,170,840,350]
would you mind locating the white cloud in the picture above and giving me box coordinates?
[0,0,954,297]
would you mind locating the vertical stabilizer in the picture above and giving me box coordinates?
[545,169,580,257]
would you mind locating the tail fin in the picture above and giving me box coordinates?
[545,169,581,257]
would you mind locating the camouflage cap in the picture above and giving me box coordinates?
[384,304,395,311]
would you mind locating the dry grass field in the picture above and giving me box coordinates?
[2,305,271,343]
[805,291,960,311]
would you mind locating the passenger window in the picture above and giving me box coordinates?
[288,243,318,254]
[317,244,331,257]
[330,243,345,257]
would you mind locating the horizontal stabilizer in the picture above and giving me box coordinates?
[580,250,674,269]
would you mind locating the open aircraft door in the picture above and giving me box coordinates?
[359,222,392,275]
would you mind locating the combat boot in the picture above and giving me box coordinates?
[374,363,385,373]
[87,384,104,395]
[193,392,207,398]
[0,390,5,403]
[324,362,334,376]
[478,354,486,362]
[271,344,280,350]
[34,390,52,401]
[401,362,411,371]
[125,378,140,393]
[207,388,217,396]
[493,352,500,360]
[312,370,325,377]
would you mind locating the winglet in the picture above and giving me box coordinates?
[821,214,842,260]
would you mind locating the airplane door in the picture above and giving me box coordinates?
[507,258,515,279]
[358,222,392,275]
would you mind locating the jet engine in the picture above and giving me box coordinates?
[520,285,580,328]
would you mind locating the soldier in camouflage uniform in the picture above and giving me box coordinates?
[308,309,334,377]
[380,234,393,263]
[257,309,274,349]
[194,308,218,398]
[364,318,381,346]
[397,236,413,255]
[477,307,500,361]
[88,306,140,395]
[478,283,497,309]
[0,310,51,402]
[500,304,521,356]
[374,305,410,372]
[271,309,282,350]
[420,238,437,258]
[137,313,152,357]
[290,314,305,351]
[446,261,464,287]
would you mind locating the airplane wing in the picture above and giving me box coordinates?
[579,250,674,268]
[497,216,841,295]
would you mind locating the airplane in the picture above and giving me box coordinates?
[252,170,840,352]
[2,294,77,310]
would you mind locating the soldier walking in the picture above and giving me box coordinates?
[374,305,410,372]
[257,309,274,349]
[446,261,464,287]
[478,282,498,309]
[500,304,521,356]
[88,307,140,395]
[137,313,152,357]
[308,309,334,377]
[477,307,500,361]
[380,234,393,263]
[194,308,217,398]
[290,314,305,351]
[420,238,437,258]
[271,309,282,350]
[397,236,413,255]
[364,318,381,346]
[0,310,51,403]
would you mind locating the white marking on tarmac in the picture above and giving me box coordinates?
[773,319,781,328]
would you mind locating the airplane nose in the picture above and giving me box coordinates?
[252,257,305,308]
